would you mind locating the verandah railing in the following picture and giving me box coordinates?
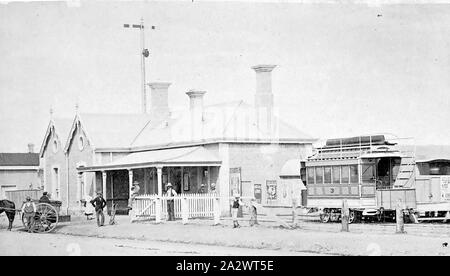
[131,192,220,224]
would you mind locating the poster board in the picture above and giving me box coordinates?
[229,168,242,196]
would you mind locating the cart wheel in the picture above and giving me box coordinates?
[34,203,59,233]
[320,210,330,223]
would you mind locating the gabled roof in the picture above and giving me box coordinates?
[39,118,73,157]
[64,113,152,152]
[0,153,39,166]
[129,101,315,150]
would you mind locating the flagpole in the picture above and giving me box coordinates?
[140,17,147,114]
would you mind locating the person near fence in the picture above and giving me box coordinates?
[165,183,177,221]
[84,195,94,220]
[39,192,51,203]
[128,181,141,210]
[22,196,36,233]
[231,193,243,228]
[90,192,107,227]
[249,198,259,226]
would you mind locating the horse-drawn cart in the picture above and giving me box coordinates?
[21,201,60,233]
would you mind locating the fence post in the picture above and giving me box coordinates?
[213,196,220,225]
[341,199,349,232]
[155,197,161,223]
[292,198,297,224]
[396,199,405,234]
[181,197,188,224]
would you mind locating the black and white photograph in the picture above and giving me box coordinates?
[1,0,450,260]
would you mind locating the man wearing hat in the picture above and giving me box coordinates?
[165,183,177,221]
[128,181,141,210]
[21,196,37,233]
[39,191,51,203]
[231,192,243,228]
[90,192,107,227]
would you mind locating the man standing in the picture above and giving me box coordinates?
[128,181,141,210]
[165,183,177,221]
[90,192,107,227]
[22,196,36,233]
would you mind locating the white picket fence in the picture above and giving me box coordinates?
[132,193,219,222]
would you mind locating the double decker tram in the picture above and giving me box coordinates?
[305,135,417,223]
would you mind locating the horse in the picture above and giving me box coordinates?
[0,200,16,231]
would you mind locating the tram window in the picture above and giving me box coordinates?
[362,164,375,183]
[316,167,324,184]
[332,166,340,184]
[341,166,350,184]
[350,165,358,183]
[324,167,332,184]
[307,168,315,184]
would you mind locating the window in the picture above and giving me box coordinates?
[307,168,315,184]
[341,166,350,184]
[52,139,58,153]
[362,164,375,183]
[324,167,331,184]
[332,166,340,184]
[315,167,324,184]
[78,135,85,151]
[350,165,359,183]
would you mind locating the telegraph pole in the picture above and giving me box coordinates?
[124,18,155,114]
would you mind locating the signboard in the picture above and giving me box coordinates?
[266,180,277,201]
[254,184,262,204]
[441,176,450,201]
[229,168,242,196]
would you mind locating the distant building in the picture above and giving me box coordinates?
[40,65,316,215]
[0,145,40,199]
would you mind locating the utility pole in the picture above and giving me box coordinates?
[124,18,155,114]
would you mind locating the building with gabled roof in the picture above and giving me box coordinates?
[40,64,316,215]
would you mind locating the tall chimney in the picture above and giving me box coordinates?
[251,65,277,135]
[147,82,171,122]
[186,90,206,140]
[27,143,35,153]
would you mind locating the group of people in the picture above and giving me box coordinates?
[21,191,53,233]
[231,192,259,228]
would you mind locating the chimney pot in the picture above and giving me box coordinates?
[27,143,35,153]
[147,82,171,121]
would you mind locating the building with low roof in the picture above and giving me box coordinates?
[0,146,41,199]
[40,64,316,215]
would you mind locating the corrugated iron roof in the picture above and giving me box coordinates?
[0,153,39,166]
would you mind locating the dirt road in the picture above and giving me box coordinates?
[0,230,317,256]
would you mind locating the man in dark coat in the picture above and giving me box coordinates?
[90,192,107,227]
[39,192,51,203]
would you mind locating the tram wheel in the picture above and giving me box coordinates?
[377,208,385,223]
[320,211,330,223]
[348,210,357,224]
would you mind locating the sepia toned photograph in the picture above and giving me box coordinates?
[1,0,450,260]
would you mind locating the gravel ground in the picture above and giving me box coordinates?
[1,215,450,256]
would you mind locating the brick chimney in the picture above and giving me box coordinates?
[186,90,206,140]
[147,82,171,122]
[27,143,35,153]
[251,65,277,134]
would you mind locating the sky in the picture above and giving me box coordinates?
[1,1,450,152]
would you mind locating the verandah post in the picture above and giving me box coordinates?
[155,196,161,223]
[213,196,220,225]
[181,196,188,224]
